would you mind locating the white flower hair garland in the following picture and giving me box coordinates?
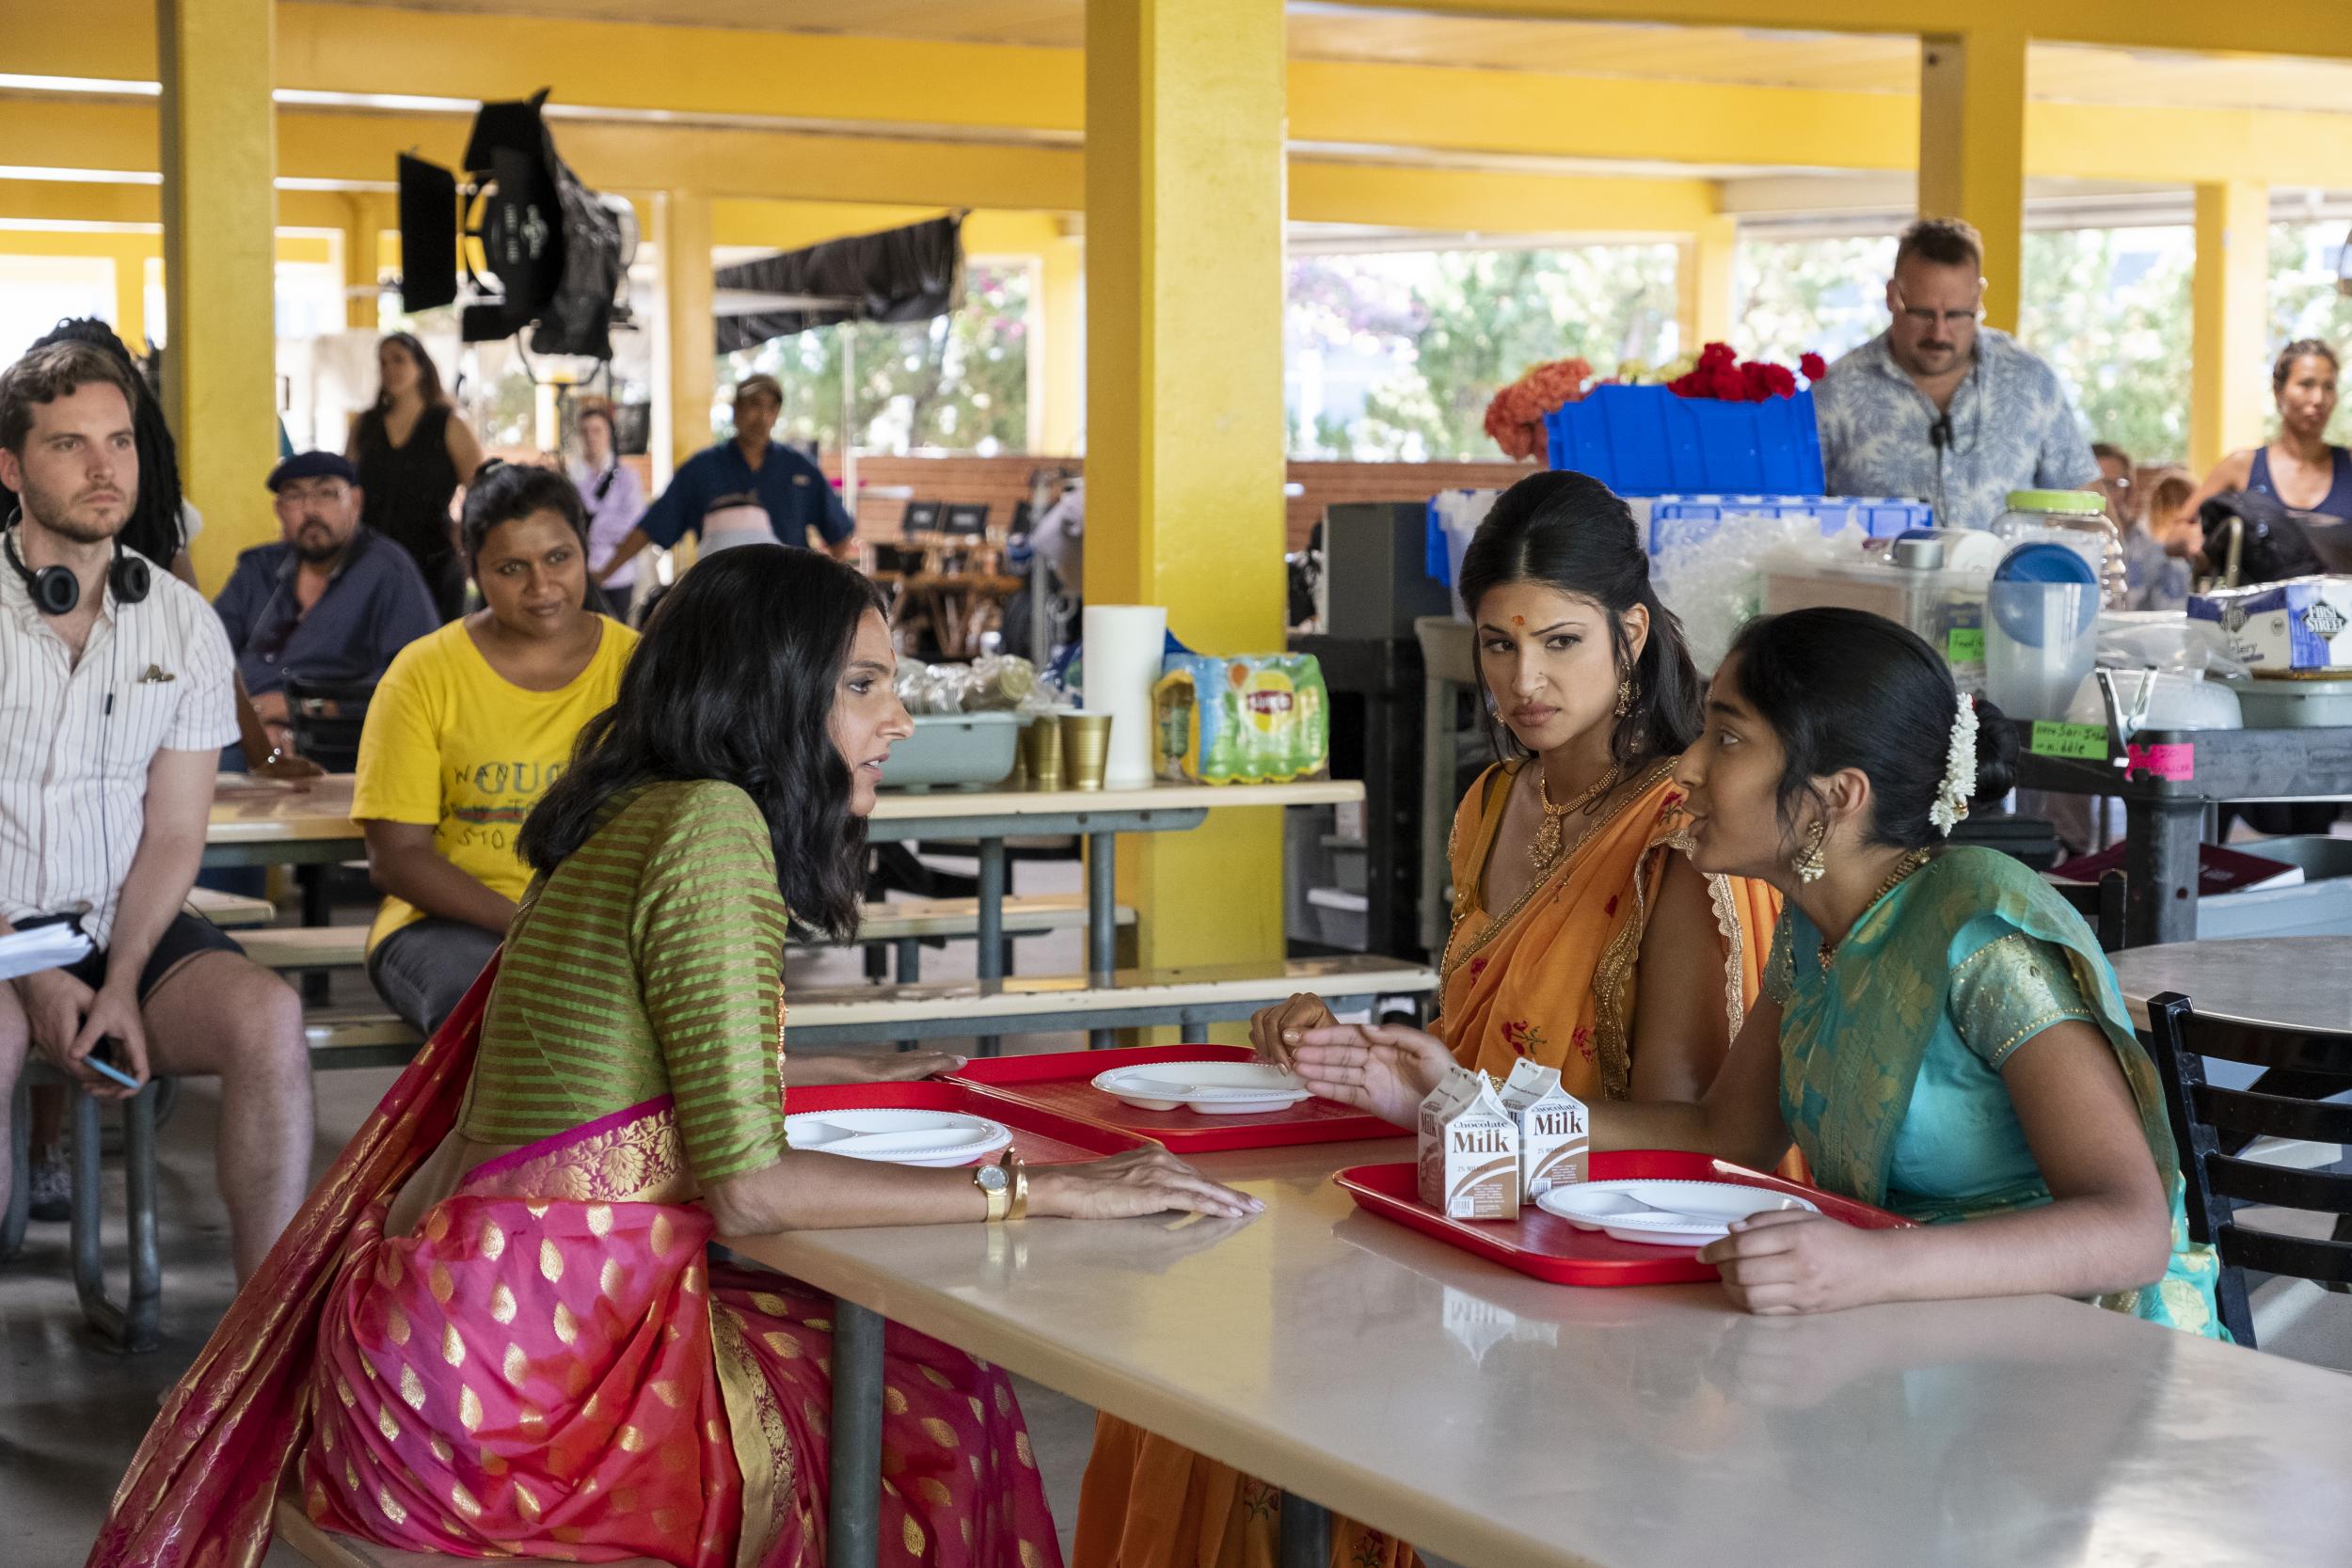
[1930,693,1978,836]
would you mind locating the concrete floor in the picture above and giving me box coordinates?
[1,854,1111,1566]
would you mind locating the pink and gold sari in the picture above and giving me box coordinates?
[88,960,1058,1568]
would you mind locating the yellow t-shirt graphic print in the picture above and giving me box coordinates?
[353,617,640,951]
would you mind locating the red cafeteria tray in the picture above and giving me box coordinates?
[785,1082,1157,1166]
[948,1045,1410,1154]
[1336,1150,1911,1287]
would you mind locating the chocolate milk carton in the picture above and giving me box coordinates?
[1498,1060,1591,1198]
[1417,1069,1519,1219]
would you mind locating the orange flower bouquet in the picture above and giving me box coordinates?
[1483,357,1594,463]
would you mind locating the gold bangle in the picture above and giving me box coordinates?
[1007,1154,1029,1222]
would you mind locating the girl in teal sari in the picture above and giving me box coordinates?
[1290,607,2221,1335]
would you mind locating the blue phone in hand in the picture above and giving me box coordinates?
[87,1037,140,1091]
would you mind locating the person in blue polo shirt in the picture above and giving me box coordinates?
[212,451,438,757]
[592,373,856,589]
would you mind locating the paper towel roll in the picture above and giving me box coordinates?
[1083,604,1168,790]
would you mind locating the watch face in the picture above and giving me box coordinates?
[976,1165,1009,1194]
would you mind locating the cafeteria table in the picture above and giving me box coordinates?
[2108,936,2352,1032]
[206,775,1371,1037]
[727,1137,2352,1568]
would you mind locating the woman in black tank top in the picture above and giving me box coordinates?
[347,332,485,620]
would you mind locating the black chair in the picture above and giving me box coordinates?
[281,671,375,774]
[2049,868,2129,953]
[2145,990,2352,1348]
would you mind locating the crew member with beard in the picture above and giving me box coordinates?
[0,340,312,1283]
[212,451,438,760]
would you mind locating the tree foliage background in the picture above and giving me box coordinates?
[719,261,1031,455]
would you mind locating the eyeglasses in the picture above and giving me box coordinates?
[1892,283,1985,330]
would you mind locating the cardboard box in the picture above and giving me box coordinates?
[2188,577,2352,673]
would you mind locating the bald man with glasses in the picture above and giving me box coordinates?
[1813,216,2099,531]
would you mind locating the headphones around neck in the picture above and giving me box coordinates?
[2,515,150,616]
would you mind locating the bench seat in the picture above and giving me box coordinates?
[185,886,277,928]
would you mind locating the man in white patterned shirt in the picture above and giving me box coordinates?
[1813,217,2099,531]
[0,341,311,1282]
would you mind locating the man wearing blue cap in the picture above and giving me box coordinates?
[212,451,437,755]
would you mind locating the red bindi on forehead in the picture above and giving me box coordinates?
[1511,615,1525,627]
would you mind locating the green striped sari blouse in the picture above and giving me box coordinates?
[460,779,790,1185]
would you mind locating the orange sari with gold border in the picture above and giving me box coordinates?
[1073,760,1780,1568]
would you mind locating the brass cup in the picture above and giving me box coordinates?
[1059,713,1113,792]
[1021,714,1066,792]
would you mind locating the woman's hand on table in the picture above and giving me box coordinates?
[1027,1148,1264,1222]
[787,1050,967,1086]
[1698,1212,1888,1316]
[1288,1022,1453,1128]
[1250,992,1338,1069]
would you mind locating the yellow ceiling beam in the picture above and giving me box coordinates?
[25,0,2352,180]
[1289,163,1719,235]
[1345,0,2352,60]
[1287,58,1916,170]
[0,181,358,230]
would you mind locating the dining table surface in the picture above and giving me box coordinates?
[203,773,1365,847]
[726,1135,2352,1568]
[2107,936,2352,1032]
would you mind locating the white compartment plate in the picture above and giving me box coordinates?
[1090,1060,1315,1116]
[785,1108,1014,1167]
[1534,1179,1820,1247]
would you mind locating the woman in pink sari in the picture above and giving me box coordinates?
[91,546,1259,1568]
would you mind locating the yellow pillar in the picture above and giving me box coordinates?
[342,193,382,331]
[660,189,715,474]
[158,0,278,587]
[1086,0,1288,1006]
[1919,28,2026,334]
[105,237,150,352]
[1036,233,1086,456]
[2191,180,2270,478]
[1676,214,1738,355]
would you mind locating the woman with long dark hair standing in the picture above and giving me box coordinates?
[92,546,1259,1568]
[1076,470,1785,1568]
[347,331,485,620]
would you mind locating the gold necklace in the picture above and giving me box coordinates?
[1817,848,1932,970]
[1529,759,1623,869]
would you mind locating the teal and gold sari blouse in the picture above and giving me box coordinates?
[1768,847,2223,1338]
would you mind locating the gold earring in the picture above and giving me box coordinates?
[1614,675,1634,719]
[1791,820,1829,883]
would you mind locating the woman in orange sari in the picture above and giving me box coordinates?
[89,547,1260,1568]
[1073,469,1780,1568]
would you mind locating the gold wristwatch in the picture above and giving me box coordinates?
[974,1155,1011,1222]
[973,1149,1027,1223]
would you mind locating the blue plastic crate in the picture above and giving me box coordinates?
[1645,496,1932,559]
[1545,383,1825,497]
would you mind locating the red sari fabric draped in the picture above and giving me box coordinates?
[87,959,1062,1568]
[87,961,501,1568]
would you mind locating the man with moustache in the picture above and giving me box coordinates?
[0,341,311,1282]
[1813,217,2098,531]
[212,451,437,756]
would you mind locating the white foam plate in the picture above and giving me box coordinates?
[1090,1060,1314,1116]
[1534,1179,1820,1247]
[785,1108,1013,1167]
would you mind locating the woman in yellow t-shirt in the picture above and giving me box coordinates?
[354,462,637,1037]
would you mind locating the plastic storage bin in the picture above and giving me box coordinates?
[2221,673,2352,729]
[1763,554,1991,691]
[1645,495,1931,558]
[876,713,1023,790]
[1545,383,1824,497]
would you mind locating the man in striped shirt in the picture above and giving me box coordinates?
[0,341,313,1282]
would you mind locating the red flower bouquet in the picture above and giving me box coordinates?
[1484,356,1594,462]
[1666,342,1825,404]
